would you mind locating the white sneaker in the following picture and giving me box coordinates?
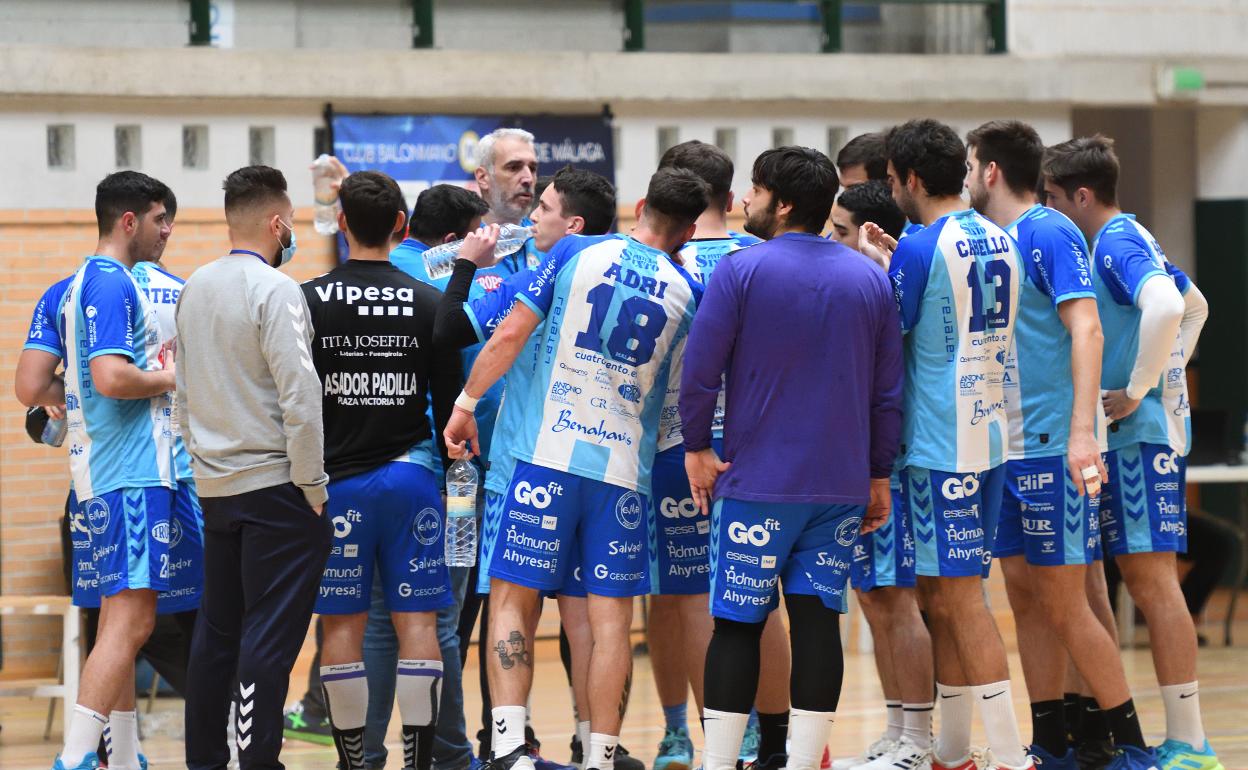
[860,738,931,770]
[981,750,1035,770]
[831,737,898,770]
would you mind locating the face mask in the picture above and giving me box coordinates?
[275,220,297,266]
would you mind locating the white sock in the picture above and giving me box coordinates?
[885,700,904,741]
[577,720,592,753]
[60,704,108,767]
[589,732,619,770]
[789,708,835,770]
[935,683,972,764]
[321,662,369,730]
[971,681,1027,768]
[902,702,933,749]
[492,705,527,758]
[108,710,142,770]
[1160,682,1206,747]
[702,709,749,770]
[396,659,443,727]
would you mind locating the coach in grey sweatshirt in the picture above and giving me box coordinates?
[176,165,333,770]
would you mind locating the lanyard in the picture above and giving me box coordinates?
[229,249,268,264]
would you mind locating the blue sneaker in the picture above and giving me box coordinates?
[1104,746,1161,770]
[472,756,486,770]
[738,722,760,766]
[655,726,694,770]
[51,754,100,770]
[1154,740,1223,770]
[1029,746,1078,770]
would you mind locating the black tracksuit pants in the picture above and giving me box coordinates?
[185,482,332,770]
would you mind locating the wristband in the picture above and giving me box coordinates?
[454,391,479,413]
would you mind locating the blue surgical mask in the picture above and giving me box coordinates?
[276,220,297,266]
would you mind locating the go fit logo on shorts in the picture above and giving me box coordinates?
[514,481,564,509]
[728,518,780,546]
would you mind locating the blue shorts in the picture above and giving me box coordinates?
[1100,443,1187,556]
[709,497,862,623]
[155,480,205,613]
[904,465,1004,578]
[67,491,100,609]
[81,486,175,598]
[648,444,713,596]
[850,482,915,591]
[315,462,454,615]
[995,457,1100,566]
[486,460,650,598]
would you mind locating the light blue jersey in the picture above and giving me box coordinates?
[24,276,73,358]
[131,262,193,481]
[657,232,759,450]
[888,209,1022,473]
[1091,214,1190,455]
[1002,205,1098,459]
[61,256,176,498]
[476,233,701,494]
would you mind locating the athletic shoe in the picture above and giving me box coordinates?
[655,727,695,770]
[530,741,576,770]
[981,752,1037,770]
[834,738,899,770]
[863,738,930,770]
[1028,746,1077,770]
[1076,741,1118,770]
[743,754,788,770]
[282,700,333,745]
[486,746,538,770]
[472,757,486,770]
[51,755,100,770]
[1155,740,1223,770]
[138,754,149,770]
[739,723,761,765]
[616,744,646,770]
[570,735,584,770]
[1103,746,1161,770]
[931,754,977,770]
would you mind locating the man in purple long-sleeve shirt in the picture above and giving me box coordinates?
[679,147,904,770]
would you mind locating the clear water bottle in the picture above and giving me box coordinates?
[312,154,341,235]
[41,411,67,447]
[421,224,532,280]
[445,459,479,567]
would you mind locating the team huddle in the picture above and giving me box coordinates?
[16,118,1218,770]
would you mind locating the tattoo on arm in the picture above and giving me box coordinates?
[496,630,532,670]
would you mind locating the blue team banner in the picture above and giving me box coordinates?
[331,113,614,188]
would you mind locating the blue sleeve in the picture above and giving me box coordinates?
[887,236,931,333]
[515,236,578,320]
[1096,232,1168,306]
[24,283,65,357]
[465,269,529,342]
[1038,222,1097,307]
[1165,261,1191,294]
[79,267,138,361]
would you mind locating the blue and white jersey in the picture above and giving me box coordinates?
[61,256,176,498]
[131,262,193,481]
[656,233,760,451]
[483,233,701,494]
[1091,214,1190,455]
[1001,205,1098,460]
[888,209,1022,473]
[24,276,74,358]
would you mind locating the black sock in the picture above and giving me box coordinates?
[1031,700,1068,756]
[331,726,366,770]
[1079,695,1112,744]
[403,724,437,770]
[1105,699,1146,750]
[757,712,789,761]
[1062,692,1081,743]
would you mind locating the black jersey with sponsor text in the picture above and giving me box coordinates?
[302,259,462,481]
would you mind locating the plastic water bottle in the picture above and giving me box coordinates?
[41,411,67,447]
[445,459,479,567]
[311,154,341,235]
[420,223,532,281]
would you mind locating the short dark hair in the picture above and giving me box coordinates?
[885,119,966,197]
[223,165,288,216]
[163,188,178,221]
[658,140,734,211]
[95,171,171,236]
[551,166,617,236]
[340,171,406,249]
[643,167,710,232]
[751,146,840,234]
[966,120,1043,197]
[836,133,888,181]
[1042,135,1119,207]
[837,181,907,240]
[409,184,489,245]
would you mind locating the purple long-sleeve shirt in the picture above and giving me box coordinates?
[680,232,903,504]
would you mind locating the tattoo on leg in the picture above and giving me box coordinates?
[496,630,532,670]
[618,664,633,720]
